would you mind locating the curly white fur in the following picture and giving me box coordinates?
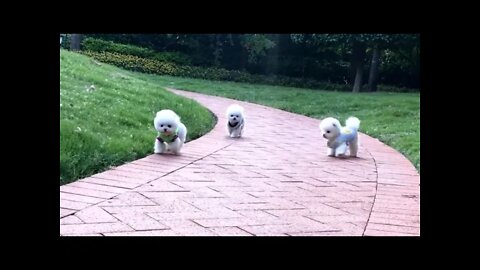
[153,109,187,155]
[226,104,245,138]
[319,116,360,157]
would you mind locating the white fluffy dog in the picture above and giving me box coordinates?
[319,116,360,157]
[153,109,187,155]
[226,104,245,138]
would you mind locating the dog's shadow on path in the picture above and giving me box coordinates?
[223,136,254,142]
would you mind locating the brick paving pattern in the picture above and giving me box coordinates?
[60,88,420,236]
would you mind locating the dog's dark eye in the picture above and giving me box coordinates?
[160,125,164,127]
[168,125,172,128]
[231,115,234,117]
[326,131,330,133]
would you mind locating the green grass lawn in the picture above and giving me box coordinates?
[135,74,420,172]
[60,50,215,185]
[61,50,420,185]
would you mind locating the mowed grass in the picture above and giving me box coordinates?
[135,74,420,172]
[60,50,215,185]
[61,49,420,186]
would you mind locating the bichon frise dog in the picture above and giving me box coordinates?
[226,104,245,138]
[153,109,187,155]
[319,116,360,157]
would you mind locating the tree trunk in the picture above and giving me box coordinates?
[70,34,82,51]
[367,45,381,92]
[301,37,307,79]
[352,42,366,92]
[353,63,364,92]
[239,35,248,71]
[266,34,280,75]
[241,46,248,71]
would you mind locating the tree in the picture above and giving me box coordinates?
[365,34,419,91]
[240,34,276,64]
[351,41,367,92]
[81,33,418,89]
[367,44,381,92]
[291,34,419,92]
[70,34,83,51]
[292,34,369,92]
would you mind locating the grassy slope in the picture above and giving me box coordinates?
[60,50,215,185]
[61,50,420,186]
[136,74,420,172]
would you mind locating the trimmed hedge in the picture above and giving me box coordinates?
[82,38,192,66]
[150,52,191,66]
[83,38,155,57]
[81,51,416,92]
[81,51,351,91]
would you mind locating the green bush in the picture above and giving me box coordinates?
[81,51,416,92]
[82,38,156,58]
[60,34,71,49]
[82,38,192,66]
[151,52,192,66]
[376,84,419,93]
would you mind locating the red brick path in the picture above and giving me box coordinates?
[60,88,420,236]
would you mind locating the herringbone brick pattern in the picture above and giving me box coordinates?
[60,88,420,236]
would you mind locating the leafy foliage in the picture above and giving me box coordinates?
[83,34,420,89]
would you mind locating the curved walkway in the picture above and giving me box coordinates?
[60,88,420,236]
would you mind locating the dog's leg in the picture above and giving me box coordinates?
[349,139,358,157]
[236,128,242,138]
[335,143,348,157]
[229,128,240,138]
[154,139,166,154]
[237,123,244,138]
[327,147,335,157]
[227,126,234,137]
[233,129,241,138]
[169,139,184,155]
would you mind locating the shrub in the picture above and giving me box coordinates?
[376,84,419,93]
[60,34,71,49]
[80,51,417,92]
[151,52,192,66]
[82,38,156,58]
[82,38,192,66]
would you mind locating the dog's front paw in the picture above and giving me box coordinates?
[154,146,165,154]
[154,140,166,154]
[154,145,166,154]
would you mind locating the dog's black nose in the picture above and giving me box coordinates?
[164,128,168,132]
